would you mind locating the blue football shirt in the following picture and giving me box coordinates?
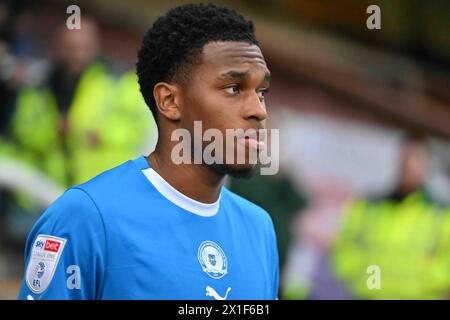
[18,156,279,300]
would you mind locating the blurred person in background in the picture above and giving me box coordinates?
[2,16,154,241]
[331,134,450,299]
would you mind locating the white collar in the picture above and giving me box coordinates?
[141,168,220,217]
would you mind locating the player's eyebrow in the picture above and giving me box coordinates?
[219,71,249,80]
[219,71,271,84]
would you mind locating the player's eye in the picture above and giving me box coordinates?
[223,85,240,95]
[257,88,269,102]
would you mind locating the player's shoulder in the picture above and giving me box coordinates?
[37,187,100,230]
[221,187,273,226]
[76,159,137,194]
[38,159,138,226]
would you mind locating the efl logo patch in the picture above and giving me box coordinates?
[26,235,66,294]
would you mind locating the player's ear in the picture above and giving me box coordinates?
[153,82,182,121]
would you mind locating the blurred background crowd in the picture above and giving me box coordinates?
[0,0,449,299]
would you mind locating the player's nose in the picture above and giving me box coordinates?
[245,92,267,122]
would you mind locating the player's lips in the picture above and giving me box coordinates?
[235,127,266,150]
[241,137,265,150]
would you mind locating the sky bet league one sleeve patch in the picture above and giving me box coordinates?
[26,235,67,294]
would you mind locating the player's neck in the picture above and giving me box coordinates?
[146,145,224,204]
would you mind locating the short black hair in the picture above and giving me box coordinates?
[136,3,259,123]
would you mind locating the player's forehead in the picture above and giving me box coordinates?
[199,41,269,76]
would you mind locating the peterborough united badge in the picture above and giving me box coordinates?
[197,241,228,279]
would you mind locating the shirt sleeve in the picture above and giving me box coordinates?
[18,187,106,300]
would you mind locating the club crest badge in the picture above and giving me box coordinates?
[198,241,228,279]
[25,235,66,294]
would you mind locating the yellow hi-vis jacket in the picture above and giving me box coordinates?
[9,62,156,190]
[332,192,450,299]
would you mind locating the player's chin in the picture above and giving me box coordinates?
[208,163,258,179]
